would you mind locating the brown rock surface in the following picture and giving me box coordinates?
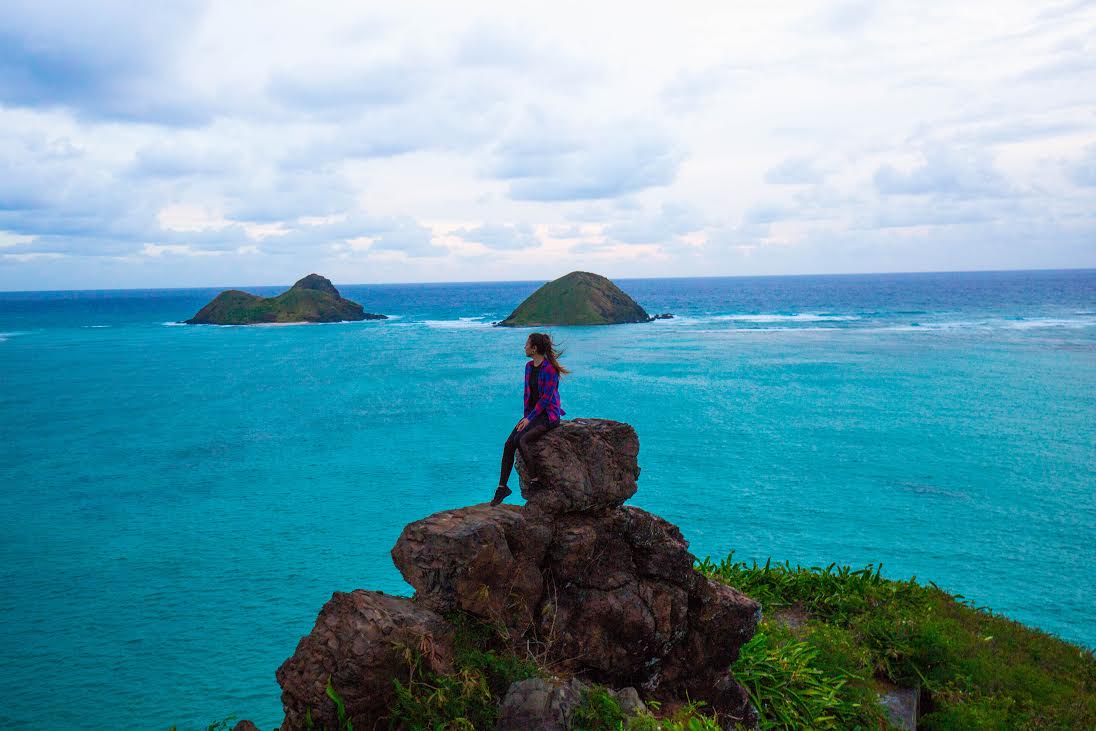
[516,418,640,514]
[275,590,453,731]
[391,504,550,634]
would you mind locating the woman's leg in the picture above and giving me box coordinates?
[516,418,556,480]
[498,427,521,488]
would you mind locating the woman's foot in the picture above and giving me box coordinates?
[490,484,512,506]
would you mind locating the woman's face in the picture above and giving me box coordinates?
[524,338,536,357]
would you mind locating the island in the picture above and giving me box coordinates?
[496,270,666,327]
[183,273,386,325]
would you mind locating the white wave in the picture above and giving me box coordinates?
[711,313,859,322]
[422,316,494,329]
[162,321,188,327]
[82,325,111,328]
[1000,317,1094,330]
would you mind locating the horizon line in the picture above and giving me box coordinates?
[1,265,1094,295]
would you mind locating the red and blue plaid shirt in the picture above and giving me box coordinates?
[524,359,565,422]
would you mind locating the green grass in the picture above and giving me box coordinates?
[700,553,1096,730]
[387,614,542,730]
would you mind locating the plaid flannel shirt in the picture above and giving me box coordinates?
[523,359,565,422]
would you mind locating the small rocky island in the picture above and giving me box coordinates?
[497,271,670,327]
[184,274,386,325]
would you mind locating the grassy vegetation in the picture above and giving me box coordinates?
[700,553,1096,730]
[387,615,542,730]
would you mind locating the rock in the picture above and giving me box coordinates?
[279,418,760,730]
[496,677,588,731]
[497,271,652,326]
[391,504,550,634]
[517,418,640,514]
[649,312,674,320]
[662,577,761,685]
[232,722,260,731]
[611,686,647,716]
[184,273,387,324]
[879,683,919,730]
[539,508,696,684]
[275,590,453,731]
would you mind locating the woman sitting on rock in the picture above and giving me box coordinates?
[491,332,568,506]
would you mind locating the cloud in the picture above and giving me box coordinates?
[2,2,1095,289]
[873,148,1014,199]
[602,203,706,245]
[0,1,211,124]
[492,112,683,201]
[1067,144,1096,187]
[367,221,446,257]
[765,156,828,184]
[266,63,431,116]
[455,223,540,250]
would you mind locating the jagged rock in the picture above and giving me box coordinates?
[540,508,696,684]
[611,686,647,716]
[495,677,588,731]
[879,683,919,730]
[495,678,650,731]
[275,590,453,731]
[659,577,761,689]
[391,504,550,634]
[232,722,259,731]
[517,418,640,514]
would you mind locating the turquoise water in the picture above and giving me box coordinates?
[1,270,1094,730]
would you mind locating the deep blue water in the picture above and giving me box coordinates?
[1,269,1094,730]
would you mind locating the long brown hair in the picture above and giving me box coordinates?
[528,332,570,375]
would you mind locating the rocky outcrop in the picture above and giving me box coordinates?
[184,273,387,324]
[515,418,641,514]
[391,504,551,635]
[275,590,453,731]
[497,271,663,327]
[278,419,759,730]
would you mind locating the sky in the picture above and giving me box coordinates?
[1,1,1095,291]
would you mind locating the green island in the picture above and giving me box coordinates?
[184,274,386,325]
[497,271,667,327]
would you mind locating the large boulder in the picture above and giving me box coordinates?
[517,418,640,514]
[277,418,760,731]
[391,504,550,634]
[276,590,453,731]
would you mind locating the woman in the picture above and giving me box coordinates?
[491,332,569,506]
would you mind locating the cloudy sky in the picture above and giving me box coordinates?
[1,1,1094,290]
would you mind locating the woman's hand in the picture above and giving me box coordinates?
[516,417,530,432]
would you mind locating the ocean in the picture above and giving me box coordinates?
[1,269,1094,730]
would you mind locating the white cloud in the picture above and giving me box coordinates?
[1,0,1095,289]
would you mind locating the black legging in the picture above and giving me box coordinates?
[499,413,558,487]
